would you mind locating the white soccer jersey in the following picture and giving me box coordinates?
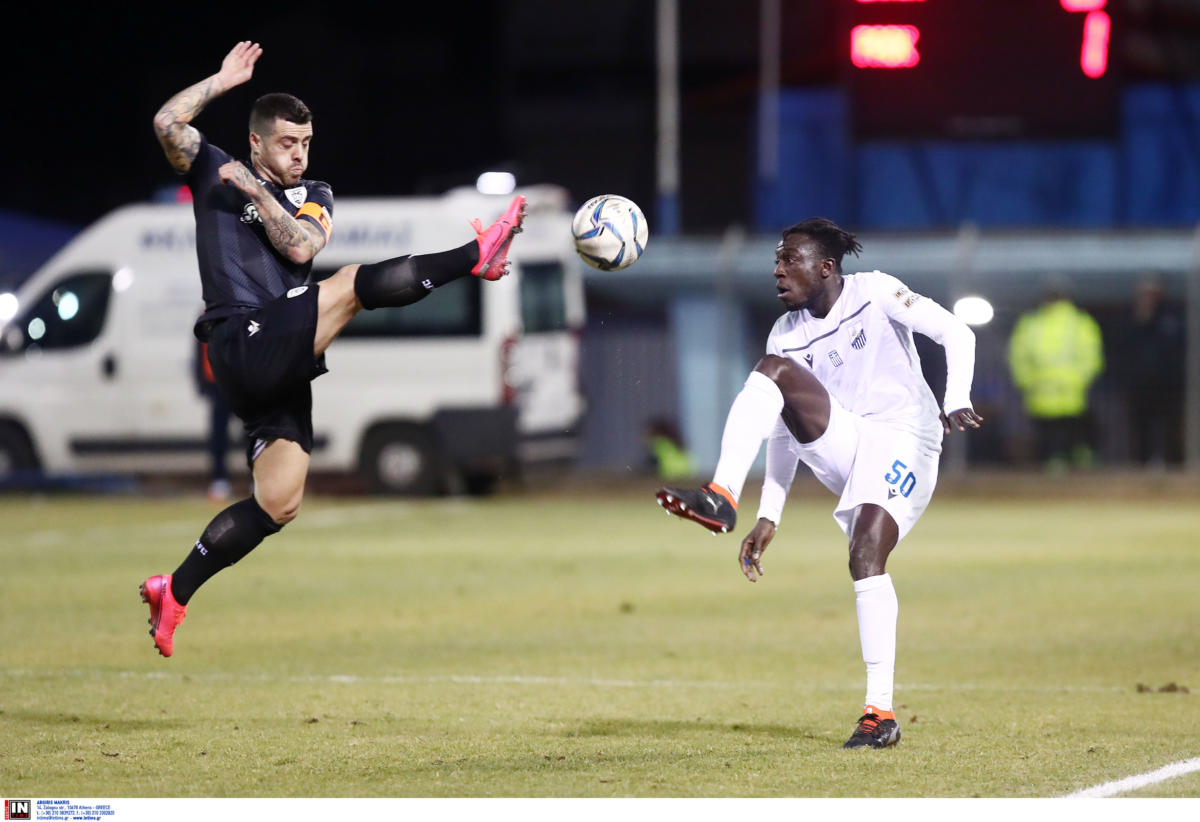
[765,270,976,452]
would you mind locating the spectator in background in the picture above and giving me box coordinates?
[1116,273,1185,468]
[1008,278,1104,471]
[195,338,233,502]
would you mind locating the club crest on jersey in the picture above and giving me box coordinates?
[240,203,261,225]
[828,350,844,367]
[849,321,867,350]
[284,185,307,208]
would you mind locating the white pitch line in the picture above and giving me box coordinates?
[0,667,1133,695]
[0,668,737,690]
[8,500,470,546]
[1065,756,1200,798]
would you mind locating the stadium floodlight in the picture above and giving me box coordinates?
[476,172,516,196]
[56,291,79,321]
[0,292,17,323]
[953,295,994,326]
[112,267,135,293]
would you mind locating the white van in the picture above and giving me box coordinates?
[0,186,586,493]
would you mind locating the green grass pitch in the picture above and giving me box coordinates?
[1,479,1197,797]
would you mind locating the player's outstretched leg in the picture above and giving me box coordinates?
[656,357,830,534]
[842,706,901,749]
[350,194,528,312]
[655,365,790,535]
[139,574,188,658]
[471,194,527,280]
[656,484,738,534]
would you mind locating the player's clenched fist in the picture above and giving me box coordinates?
[217,161,257,195]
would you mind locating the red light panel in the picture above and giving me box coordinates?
[1080,10,1110,78]
[847,0,1117,138]
[850,25,921,69]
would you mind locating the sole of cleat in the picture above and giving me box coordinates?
[655,492,731,534]
[472,199,528,278]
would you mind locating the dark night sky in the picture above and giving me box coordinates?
[23,2,1187,232]
[8,3,514,224]
[5,1,834,232]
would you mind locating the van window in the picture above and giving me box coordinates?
[0,271,112,355]
[520,261,568,333]
[315,267,482,337]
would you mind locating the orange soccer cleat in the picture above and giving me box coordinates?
[655,483,738,535]
[842,706,901,749]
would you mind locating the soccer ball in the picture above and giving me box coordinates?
[571,194,649,271]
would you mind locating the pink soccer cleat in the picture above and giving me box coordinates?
[470,194,527,281]
[139,574,188,658]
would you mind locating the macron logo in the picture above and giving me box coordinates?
[247,320,261,337]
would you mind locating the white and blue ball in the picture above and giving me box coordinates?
[571,194,649,271]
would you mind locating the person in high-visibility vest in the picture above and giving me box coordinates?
[1008,285,1104,469]
[645,417,694,480]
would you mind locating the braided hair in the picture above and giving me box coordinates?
[781,218,862,271]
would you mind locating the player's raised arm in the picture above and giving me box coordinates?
[153,41,263,173]
[872,273,983,432]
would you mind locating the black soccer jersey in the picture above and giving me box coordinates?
[188,132,334,338]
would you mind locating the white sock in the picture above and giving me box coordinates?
[711,371,784,502]
[854,573,898,713]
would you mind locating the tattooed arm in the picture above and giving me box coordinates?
[217,161,327,264]
[153,42,262,173]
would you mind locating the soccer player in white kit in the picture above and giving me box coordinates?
[657,217,983,749]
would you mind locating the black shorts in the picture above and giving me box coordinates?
[204,285,328,462]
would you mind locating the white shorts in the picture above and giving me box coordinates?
[791,396,940,542]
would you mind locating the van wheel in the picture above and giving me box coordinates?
[0,423,38,480]
[360,425,443,496]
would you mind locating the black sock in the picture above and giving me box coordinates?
[171,497,283,605]
[353,241,477,309]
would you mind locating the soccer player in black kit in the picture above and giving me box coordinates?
[140,41,526,657]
